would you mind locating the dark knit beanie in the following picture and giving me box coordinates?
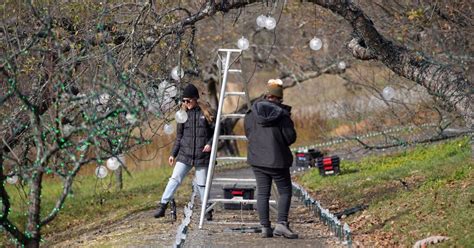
[265,79,283,98]
[182,84,199,99]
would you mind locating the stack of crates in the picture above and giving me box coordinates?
[222,185,255,210]
[315,155,340,176]
[294,149,323,167]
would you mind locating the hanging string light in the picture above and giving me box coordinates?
[6,175,18,184]
[99,93,110,105]
[309,3,323,51]
[147,101,161,115]
[264,16,276,30]
[171,66,184,81]
[78,143,89,152]
[159,80,178,98]
[62,124,74,137]
[163,123,174,134]
[256,15,267,28]
[106,156,123,171]
[338,61,346,70]
[175,109,188,123]
[95,165,108,178]
[237,36,250,50]
[125,113,137,124]
[382,86,395,100]
[158,80,178,110]
[310,37,322,51]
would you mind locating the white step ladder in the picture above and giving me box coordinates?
[198,49,276,229]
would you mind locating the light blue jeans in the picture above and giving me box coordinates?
[161,161,208,204]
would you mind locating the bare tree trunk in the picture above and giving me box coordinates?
[26,169,43,248]
[204,76,218,110]
[115,167,123,191]
[0,152,27,247]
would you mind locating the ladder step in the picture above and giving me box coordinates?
[221,114,245,119]
[225,91,246,97]
[219,135,247,140]
[218,48,242,53]
[208,198,276,204]
[212,178,256,185]
[213,178,256,182]
[226,69,242,73]
[216,156,247,161]
[205,221,261,225]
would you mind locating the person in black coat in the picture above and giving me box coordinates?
[244,79,298,239]
[155,84,215,220]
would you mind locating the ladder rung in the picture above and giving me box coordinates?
[213,178,256,182]
[208,198,276,204]
[226,69,242,73]
[219,135,247,140]
[216,156,247,161]
[218,48,242,53]
[205,221,261,225]
[225,92,246,97]
[221,114,245,119]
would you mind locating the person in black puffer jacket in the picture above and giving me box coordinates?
[244,79,298,239]
[154,83,215,220]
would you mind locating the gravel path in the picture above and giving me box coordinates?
[183,167,344,248]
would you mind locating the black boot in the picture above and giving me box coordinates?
[261,226,273,238]
[273,221,298,239]
[205,208,214,221]
[154,202,168,218]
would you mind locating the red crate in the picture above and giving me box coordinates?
[315,155,340,176]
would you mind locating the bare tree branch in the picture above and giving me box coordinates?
[306,0,472,129]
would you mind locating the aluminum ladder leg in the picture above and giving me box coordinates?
[199,49,277,229]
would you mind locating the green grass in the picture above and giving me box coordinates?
[297,137,473,246]
[1,165,194,246]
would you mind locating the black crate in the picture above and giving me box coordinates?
[294,149,323,167]
[223,185,255,210]
[315,155,341,176]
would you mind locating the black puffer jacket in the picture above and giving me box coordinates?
[171,106,215,167]
[244,100,297,168]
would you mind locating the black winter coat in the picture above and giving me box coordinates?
[171,107,215,167]
[244,100,297,168]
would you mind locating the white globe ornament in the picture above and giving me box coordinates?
[175,109,188,123]
[62,124,74,137]
[171,66,184,81]
[99,93,110,105]
[382,86,395,100]
[256,15,267,28]
[167,84,177,97]
[163,123,174,134]
[160,96,175,112]
[338,61,347,70]
[95,165,108,179]
[78,143,89,151]
[264,16,276,30]
[309,37,322,51]
[126,113,137,124]
[6,175,18,184]
[147,101,161,114]
[159,80,177,98]
[237,36,249,50]
[106,157,122,171]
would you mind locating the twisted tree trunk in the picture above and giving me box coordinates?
[25,169,43,248]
